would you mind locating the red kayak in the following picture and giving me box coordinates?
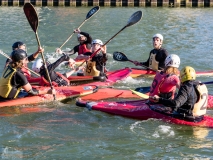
[109,68,213,78]
[0,85,98,108]
[80,88,213,109]
[28,68,131,86]
[76,99,213,128]
[0,68,131,108]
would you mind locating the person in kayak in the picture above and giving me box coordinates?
[4,41,44,78]
[0,49,55,101]
[149,54,181,101]
[77,39,107,79]
[151,66,208,122]
[133,34,168,71]
[32,54,81,86]
[56,28,92,56]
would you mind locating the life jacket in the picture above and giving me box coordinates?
[54,72,70,86]
[0,65,21,98]
[78,44,91,55]
[40,72,70,87]
[149,53,159,71]
[39,76,58,87]
[174,83,208,121]
[84,61,100,76]
[149,72,176,101]
[192,83,208,117]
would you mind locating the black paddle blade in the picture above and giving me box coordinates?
[135,86,151,94]
[86,6,100,20]
[23,3,38,33]
[113,51,129,62]
[126,11,142,27]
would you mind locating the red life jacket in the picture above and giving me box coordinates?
[149,71,179,100]
[78,44,91,55]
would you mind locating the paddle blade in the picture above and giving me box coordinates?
[126,11,142,27]
[135,86,151,94]
[130,89,149,99]
[86,6,100,20]
[23,3,38,33]
[113,51,129,62]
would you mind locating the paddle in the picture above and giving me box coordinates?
[130,89,149,99]
[59,6,100,49]
[203,81,213,85]
[23,2,56,100]
[113,51,157,72]
[78,10,143,68]
[0,50,40,77]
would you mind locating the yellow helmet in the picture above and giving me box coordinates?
[180,66,196,83]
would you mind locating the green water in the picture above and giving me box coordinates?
[0,6,213,159]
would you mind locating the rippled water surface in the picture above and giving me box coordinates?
[0,6,213,159]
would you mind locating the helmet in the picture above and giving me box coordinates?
[165,54,180,68]
[180,66,196,83]
[153,34,163,41]
[32,58,43,73]
[11,49,27,62]
[12,41,25,50]
[92,39,103,45]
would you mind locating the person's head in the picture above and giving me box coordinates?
[180,66,196,83]
[11,49,28,68]
[164,54,180,75]
[32,58,43,73]
[165,54,180,68]
[12,41,27,51]
[91,39,103,53]
[77,33,87,44]
[152,34,163,49]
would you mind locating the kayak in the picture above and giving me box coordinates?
[28,68,131,86]
[28,75,95,86]
[80,88,213,109]
[0,68,131,108]
[109,68,213,78]
[82,68,132,87]
[0,85,98,108]
[76,99,213,128]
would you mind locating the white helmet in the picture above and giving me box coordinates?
[153,33,163,41]
[92,39,103,45]
[32,58,43,73]
[165,54,180,68]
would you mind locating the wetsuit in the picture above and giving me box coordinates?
[141,48,168,70]
[158,80,207,121]
[39,55,70,86]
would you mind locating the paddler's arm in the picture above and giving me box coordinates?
[55,45,78,55]
[151,85,190,109]
[23,83,56,95]
[28,46,44,62]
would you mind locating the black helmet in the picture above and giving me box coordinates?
[12,41,25,50]
[11,49,28,62]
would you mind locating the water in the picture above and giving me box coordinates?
[0,6,213,159]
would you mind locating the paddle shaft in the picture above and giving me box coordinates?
[35,33,55,88]
[59,20,86,49]
[0,50,40,77]
[35,27,56,100]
